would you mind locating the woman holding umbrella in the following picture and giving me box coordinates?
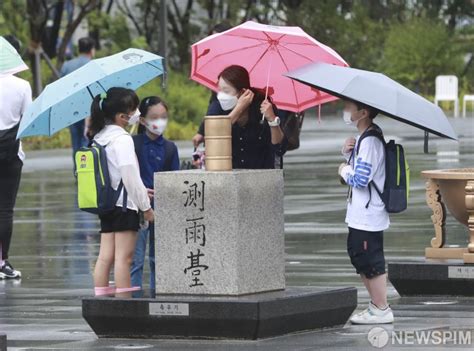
[203,65,287,169]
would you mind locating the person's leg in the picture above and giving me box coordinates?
[350,230,392,324]
[70,121,86,174]
[69,122,81,155]
[360,274,373,297]
[130,227,148,288]
[367,273,388,308]
[148,225,156,291]
[0,157,23,263]
[94,233,115,287]
[114,230,137,297]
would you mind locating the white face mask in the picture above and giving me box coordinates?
[127,109,141,125]
[145,118,168,136]
[342,110,354,125]
[217,91,238,111]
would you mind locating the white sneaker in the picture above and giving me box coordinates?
[350,301,394,324]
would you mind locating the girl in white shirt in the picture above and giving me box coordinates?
[89,87,154,297]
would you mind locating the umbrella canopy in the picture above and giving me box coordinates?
[285,62,457,140]
[191,21,348,113]
[0,36,28,76]
[18,48,164,138]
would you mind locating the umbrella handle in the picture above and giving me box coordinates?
[261,51,275,122]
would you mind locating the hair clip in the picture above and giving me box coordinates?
[99,92,107,111]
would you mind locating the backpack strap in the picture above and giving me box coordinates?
[94,138,129,213]
[163,139,176,171]
[348,124,385,209]
[132,134,145,160]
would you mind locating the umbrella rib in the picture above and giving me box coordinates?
[274,46,300,107]
[86,87,94,99]
[97,81,107,93]
[278,43,317,63]
[223,33,268,42]
[247,45,272,75]
[279,41,319,46]
[262,32,287,42]
[48,107,51,136]
[196,42,268,71]
[145,61,163,73]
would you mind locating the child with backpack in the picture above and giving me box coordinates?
[338,99,407,324]
[78,87,154,297]
[130,96,180,291]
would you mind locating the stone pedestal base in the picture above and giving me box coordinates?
[82,287,357,340]
[0,334,6,351]
[388,261,474,296]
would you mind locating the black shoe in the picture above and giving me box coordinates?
[0,261,21,279]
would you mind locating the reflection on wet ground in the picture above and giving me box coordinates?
[1,116,473,350]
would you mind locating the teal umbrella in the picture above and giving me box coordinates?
[18,48,164,138]
[0,36,28,76]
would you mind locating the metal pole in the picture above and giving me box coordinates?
[424,131,429,154]
[159,0,168,90]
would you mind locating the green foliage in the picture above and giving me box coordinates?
[3,0,474,150]
[22,129,71,151]
[0,0,29,50]
[380,18,464,95]
[136,69,210,126]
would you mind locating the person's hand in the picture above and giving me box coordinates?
[147,189,154,199]
[338,162,348,176]
[192,133,204,148]
[343,137,356,154]
[235,89,254,110]
[260,99,276,121]
[144,208,154,222]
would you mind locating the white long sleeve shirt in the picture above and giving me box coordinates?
[94,125,151,212]
[340,135,390,232]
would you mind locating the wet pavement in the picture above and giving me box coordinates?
[1,115,473,350]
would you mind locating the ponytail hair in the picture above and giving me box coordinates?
[89,87,139,137]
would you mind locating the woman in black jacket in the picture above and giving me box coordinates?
[194,65,287,169]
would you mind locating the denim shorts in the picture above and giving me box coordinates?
[347,227,386,279]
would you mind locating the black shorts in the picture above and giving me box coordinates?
[99,207,139,233]
[347,227,386,279]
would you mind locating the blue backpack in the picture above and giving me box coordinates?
[352,125,410,213]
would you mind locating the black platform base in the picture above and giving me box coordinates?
[82,287,357,340]
[388,261,474,297]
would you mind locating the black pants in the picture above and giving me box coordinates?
[0,156,22,260]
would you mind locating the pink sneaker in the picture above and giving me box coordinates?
[115,286,141,294]
[94,286,116,296]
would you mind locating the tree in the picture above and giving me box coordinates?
[55,0,100,69]
[381,18,464,95]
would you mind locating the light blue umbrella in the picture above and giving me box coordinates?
[18,48,164,138]
[285,62,457,140]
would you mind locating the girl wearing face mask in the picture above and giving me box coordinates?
[88,87,154,297]
[194,65,288,169]
[130,96,180,291]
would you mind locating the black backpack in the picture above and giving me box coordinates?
[351,125,410,213]
[0,123,20,161]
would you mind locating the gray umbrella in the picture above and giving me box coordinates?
[284,62,457,140]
